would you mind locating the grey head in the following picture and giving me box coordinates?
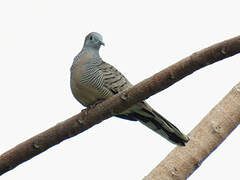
[83,32,105,50]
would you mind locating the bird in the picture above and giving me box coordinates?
[70,32,189,146]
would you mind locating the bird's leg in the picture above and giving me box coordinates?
[81,108,89,117]
[81,99,106,116]
[89,99,106,109]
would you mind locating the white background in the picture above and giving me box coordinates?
[0,1,239,179]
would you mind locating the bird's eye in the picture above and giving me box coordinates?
[89,36,93,40]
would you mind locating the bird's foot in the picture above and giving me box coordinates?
[81,99,105,116]
[89,99,105,109]
[81,108,89,117]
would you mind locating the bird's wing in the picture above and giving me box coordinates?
[97,61,156,122]
[98,61,189,145]
[98,61,133,94]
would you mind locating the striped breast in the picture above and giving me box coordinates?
[71,52,132,107]
[70,52,107,107]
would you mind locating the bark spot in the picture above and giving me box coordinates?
[32,142,41,150]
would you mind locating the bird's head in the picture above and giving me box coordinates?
[84,32,105,50]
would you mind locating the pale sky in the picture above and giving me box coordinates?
[0,1,239,179]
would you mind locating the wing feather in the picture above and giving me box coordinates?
[98,61,132,94]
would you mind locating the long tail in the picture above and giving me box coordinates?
[141,109,189,146]
[117,103,189,146]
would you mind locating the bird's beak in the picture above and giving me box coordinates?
[100,41,105,46]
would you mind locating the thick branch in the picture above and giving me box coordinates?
[143,82,240,180]
[1,35,240,175]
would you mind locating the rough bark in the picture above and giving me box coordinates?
[143,82,240,180]
[0,35,240,175]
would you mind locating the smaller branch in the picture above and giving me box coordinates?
[0,35,240,175]
[143,82,240,180]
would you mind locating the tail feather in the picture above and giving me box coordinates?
[150,109,189,146]
[117,104,189,146]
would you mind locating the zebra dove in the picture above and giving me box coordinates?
[70,32,189,146]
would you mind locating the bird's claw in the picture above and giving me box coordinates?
[89,99,105,109]
[81,99,105,116]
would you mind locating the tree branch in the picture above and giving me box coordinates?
[143,82,240,180]
[1,35,240,175]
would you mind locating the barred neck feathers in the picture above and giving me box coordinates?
[71,48,102,71]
